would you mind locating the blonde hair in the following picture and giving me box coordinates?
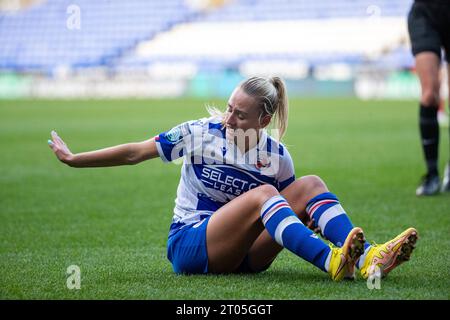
[207,76,289,141]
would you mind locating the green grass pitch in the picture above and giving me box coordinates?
[0,98,449,299]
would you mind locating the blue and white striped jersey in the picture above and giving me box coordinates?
[155,116,296,238]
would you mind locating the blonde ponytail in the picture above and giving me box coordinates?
[270,77,289,140]
[240,76,289,141]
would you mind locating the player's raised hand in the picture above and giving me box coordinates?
[48,130,74,165]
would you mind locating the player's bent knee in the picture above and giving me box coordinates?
[298,175,327,191]
[252,184,279,205]
[421,90,440,107]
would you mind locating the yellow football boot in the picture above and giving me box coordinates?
[328,227,365,281]
[360,228,418,279]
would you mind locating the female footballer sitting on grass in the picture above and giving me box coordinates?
[48,76,418,281]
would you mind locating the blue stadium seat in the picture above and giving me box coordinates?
[0,0,413,73]
[0,0,197,72]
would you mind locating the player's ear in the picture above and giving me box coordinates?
[260,114,271,128]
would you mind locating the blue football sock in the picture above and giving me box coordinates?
[306,192,371,257]
[260,195,331,272]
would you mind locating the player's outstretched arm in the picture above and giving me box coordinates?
[47,130,159,167]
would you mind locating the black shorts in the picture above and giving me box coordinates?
[407,1,450,63]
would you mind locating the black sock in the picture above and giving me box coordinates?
[419,104,439,176]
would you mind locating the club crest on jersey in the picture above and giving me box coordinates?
[166,126,182,143]
[255,156,271,170]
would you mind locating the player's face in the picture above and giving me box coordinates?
[225,87,263,132]
[225,87,270,150]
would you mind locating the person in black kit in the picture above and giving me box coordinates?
[408,0,450,195]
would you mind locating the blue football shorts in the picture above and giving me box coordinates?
[167,216,211,274]
[166,215,274,274]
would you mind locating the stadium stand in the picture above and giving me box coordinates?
[0,0,413,72]
[0,0,419,98]
[117,0,414,73]
[0,0,199,72]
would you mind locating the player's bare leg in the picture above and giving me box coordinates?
[415,52,441,195]
[417,52,441,108]
[206,180,363,280]
[240,176,329,271]
[206,184,279,273]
